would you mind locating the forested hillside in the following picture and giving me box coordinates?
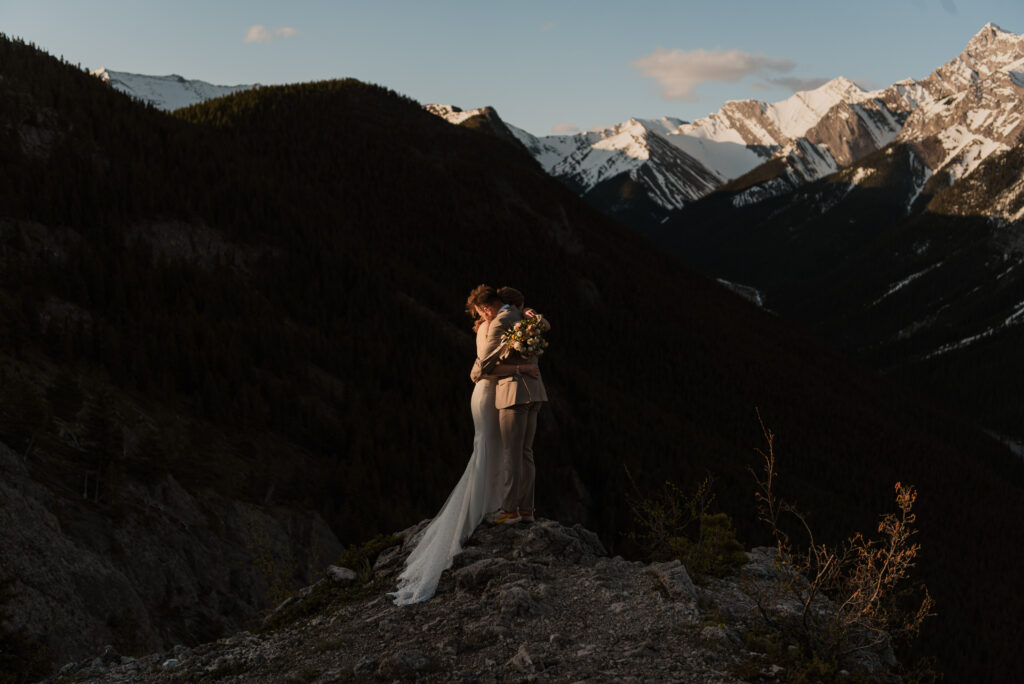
[1,35,1022,680]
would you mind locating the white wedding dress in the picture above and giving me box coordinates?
[390,322,503,605]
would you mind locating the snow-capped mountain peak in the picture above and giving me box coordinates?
[90,68,258,111]
[966,22,1017,52]
[423,104,490,125]
[890,25,1024,184]
[925,24,1024,96]
[770,76,867,139]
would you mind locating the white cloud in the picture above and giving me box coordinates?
[552,122,579,134]
[245,25,299,44]
[768,76,830,93]
[631,47,795,101]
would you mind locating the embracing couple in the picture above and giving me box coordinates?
[391,284,549,605]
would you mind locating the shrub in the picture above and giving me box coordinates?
[628,472,747,580]
[749,410,935,676]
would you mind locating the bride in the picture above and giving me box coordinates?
[391,284,541,605]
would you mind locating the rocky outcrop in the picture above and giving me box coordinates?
[0,441,341,670]
[51,519,899,682]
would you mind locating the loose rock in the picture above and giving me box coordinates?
[327,565,357,584]
[647,559,698,602]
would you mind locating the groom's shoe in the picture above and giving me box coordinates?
[494,510,521,525]
[518,509,535,523]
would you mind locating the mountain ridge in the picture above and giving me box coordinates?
[428,24,1022,231]
[86,24,1023,229]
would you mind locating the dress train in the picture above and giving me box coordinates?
[390,378,502,605]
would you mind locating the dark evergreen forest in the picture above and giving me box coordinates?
[1,36,1022,680]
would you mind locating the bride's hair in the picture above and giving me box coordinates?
[466,284,498,331]
[497,287,524,309]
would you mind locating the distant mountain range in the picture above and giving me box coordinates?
[93,24,1023,228]
[431,23,1023,230]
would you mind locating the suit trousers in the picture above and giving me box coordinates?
[498,401,542,512]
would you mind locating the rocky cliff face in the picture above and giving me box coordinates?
[890,23,1024,185]
[0,441,342,669]
[50,520,899,683]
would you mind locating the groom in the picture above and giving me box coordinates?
[473,287,548,525]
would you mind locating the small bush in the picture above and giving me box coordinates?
[749,410,935,676]
[628,472,747,580]
[661,512,748,579]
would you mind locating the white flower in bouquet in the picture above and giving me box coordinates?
[501,313,550,359]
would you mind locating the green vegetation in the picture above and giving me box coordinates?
[734,627,863,684]
[628,474,747,581]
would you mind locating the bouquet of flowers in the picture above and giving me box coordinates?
[501,313,550,359]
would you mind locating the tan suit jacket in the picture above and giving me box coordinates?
[476,306,548,410]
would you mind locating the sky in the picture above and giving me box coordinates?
[2,0,1022,136]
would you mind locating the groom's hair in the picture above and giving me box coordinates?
[497,287,524,308]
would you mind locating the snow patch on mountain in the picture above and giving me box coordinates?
[788,139,841,180]
[849,167,875,185]
[906,150,933,213]
[731,177,794,208]
[716,278,765,307]
[423,104,486,125]
[772,77,868,139]
[667,133,766,182]
[1005,298,1024,325]
[91,68,257,111]
[871,263,942,307]
[550,121,651,188]
[935,127,1009,182]
[922,290,1024,360]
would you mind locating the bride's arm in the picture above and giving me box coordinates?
[523,308,551,331]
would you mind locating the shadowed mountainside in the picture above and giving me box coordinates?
[655,140,1024,447]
